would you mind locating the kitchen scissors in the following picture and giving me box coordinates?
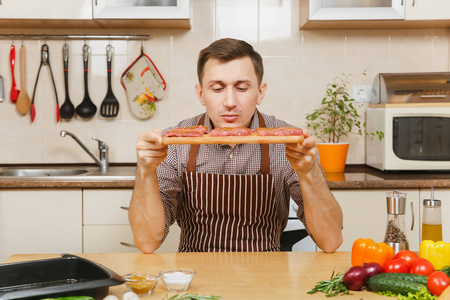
[31,44,60,123]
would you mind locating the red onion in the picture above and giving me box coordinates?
[362,262,384,278]
[343,266,368,290]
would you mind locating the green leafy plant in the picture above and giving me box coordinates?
[305,70,383,143]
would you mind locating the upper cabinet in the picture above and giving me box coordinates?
[93,0,191,28]
[0,0,92,19]
[300,0,450,29]
[0,0,190,29]
[405,0,450,20]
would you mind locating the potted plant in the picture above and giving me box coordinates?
[305,71,383,173]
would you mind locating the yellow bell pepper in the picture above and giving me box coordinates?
[419,240,450,270]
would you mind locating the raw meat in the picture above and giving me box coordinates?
[209,127,253,137]
[255,127,303,136]
[165,125,209,137]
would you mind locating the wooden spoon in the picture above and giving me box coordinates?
[16,45,31,115]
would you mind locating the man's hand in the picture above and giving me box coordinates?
[285,128,319,175]
[136,129,168,172]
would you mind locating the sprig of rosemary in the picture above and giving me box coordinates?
[307,269,351,297]
[163,294,222,300]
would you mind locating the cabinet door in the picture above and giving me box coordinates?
[419,188,450,242]
[83,189,181,253]
[93,0,189,19]
[332,189,420,251]
[405,0,450,20]
[0,0,92,19]
[83,224,181,253]
[0,189,82,262]
[84,189,131,225]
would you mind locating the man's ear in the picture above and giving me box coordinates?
[195,84,205,106]
[256,82,267,105]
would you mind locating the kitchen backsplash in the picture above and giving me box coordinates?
[0,0,449,165]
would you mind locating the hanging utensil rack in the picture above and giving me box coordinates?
[0,34,150,41]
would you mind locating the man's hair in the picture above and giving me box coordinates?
[197,38,264,86]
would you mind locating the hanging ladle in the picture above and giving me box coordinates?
[75,43,97,118]
[59,43,75,119]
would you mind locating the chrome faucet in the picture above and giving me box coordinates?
[60,130,109,171]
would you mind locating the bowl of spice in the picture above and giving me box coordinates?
[123,273,159,296]
[160,269,196,292]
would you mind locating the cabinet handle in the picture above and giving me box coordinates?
[95,0,97,5]
[410,202,415,231]
[120,206,129,210]
[0,0,2,5]
[401,0,403,5]
[120,242,137,248]
[412,0,415,7]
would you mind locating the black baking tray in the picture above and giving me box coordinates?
[0,254,125,300]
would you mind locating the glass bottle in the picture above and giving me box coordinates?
[422,188,442,242]
[384,191,409,253]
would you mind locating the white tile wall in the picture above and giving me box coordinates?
[0,0,449,165]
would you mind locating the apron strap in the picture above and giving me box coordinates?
[258,112,270,175]
[186,114,205,172]
[187,111,270,174]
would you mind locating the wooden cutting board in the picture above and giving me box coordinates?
[162,134,304,145]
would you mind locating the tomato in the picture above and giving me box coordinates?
[427,271,450,296]
[410,258,435,276]
[383,258,410,273]
[394,250,418,266]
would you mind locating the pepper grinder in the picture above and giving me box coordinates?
[422,188,442,242]
[384,191,409,253]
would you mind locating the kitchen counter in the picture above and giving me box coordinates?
[0,164,449,189]
[1,252,386,299]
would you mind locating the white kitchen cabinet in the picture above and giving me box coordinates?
[93,0,189,20]
[83,189,180,253]
[93,0,190,28]
[0,189,82,262]
[300,0,450,29]
[332,189,420,252]
[405,0,450,20]
[419,188,450,242]
[0,0,92,19]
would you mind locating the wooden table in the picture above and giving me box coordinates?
[2,252,387,299]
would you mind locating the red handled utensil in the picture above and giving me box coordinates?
[10,45,20,102]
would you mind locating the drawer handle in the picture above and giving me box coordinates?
[120,242,137,248]
[120,206,129,210]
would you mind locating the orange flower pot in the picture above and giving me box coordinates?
[317,143,349,173]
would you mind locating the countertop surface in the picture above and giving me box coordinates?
[0,164,449,189]
[1,252,387,299]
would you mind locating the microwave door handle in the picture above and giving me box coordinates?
[420,95,446,98]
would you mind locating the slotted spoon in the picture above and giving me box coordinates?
[100,44,119,118]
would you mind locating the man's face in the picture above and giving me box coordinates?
[195,57,267,128]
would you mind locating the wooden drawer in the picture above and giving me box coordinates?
[83,224,181,253]
[83,189,132,225]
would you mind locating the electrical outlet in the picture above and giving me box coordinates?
[353,85,371,103]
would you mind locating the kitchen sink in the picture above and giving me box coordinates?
[0,165,136,180]
[0,169,89,177]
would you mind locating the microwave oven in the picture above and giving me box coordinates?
[366,106,450,171]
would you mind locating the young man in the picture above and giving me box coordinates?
[129,38,343,253]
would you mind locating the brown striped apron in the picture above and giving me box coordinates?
[177,112,281,252]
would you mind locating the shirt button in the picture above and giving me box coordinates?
[229,153,233,159]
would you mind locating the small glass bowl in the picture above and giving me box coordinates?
[123,273,160,297]
[160,269,196,292]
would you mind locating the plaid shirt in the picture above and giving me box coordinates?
[157,110,310,240]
